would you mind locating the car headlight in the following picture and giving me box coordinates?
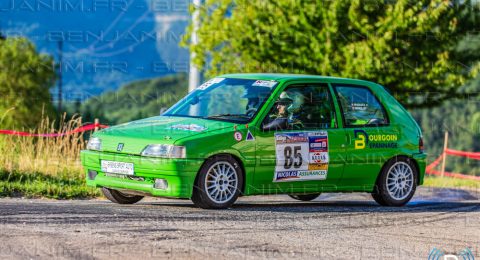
[86,137,102,151]
[141,144,186,158]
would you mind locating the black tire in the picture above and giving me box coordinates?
[101,187,144,204]
[371,191,387,206]
[191,155,243,209]
[371,157,418,206]
[288,193,321,201]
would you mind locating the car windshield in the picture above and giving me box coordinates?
[163,78,278,123]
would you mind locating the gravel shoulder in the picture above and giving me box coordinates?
[0,186,479,260]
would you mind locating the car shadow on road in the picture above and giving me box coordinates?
[143,199,480,213]
[143,187,480,213]
[225,200,480,213]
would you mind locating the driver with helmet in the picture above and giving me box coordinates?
[263,91,304,130]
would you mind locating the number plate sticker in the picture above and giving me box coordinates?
[101,160,134,175]
[273,131,329,182]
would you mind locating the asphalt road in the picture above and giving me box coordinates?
[0,187,478,260]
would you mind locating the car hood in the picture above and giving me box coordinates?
[94,116,235,154]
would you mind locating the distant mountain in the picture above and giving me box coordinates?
[0,0,190,99]
[71,73,188,124]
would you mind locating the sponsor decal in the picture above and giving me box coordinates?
[274,170,327,181]
[354,130,367,149]
[275,171,299,181]
[351,102,369,111]
[246,130,255,141]
[309,152,329,164]
[309,136,328,152]
[275,134,308,144]
[234,131,243,141]
[169,124,207,132]
[308,163,328,171]
[273,131,329,182]
[198,78,225,90]
[354,130,398,149]
[252,80,277,88]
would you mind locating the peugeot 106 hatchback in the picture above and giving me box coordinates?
[81,74,426,209]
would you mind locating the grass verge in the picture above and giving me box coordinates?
[0,115,101,199]
[0,171,100,199]
[423,176,480,190]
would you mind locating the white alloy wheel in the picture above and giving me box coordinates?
[204,161,239,203]
[386,161,414,201]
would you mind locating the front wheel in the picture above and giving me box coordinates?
[101,187,144,204]
[288,193,321,201]
[372,157,417,206]
[191,156,243,209]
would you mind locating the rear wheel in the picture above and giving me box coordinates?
[101,187,144,204]
[288,193,321,201]
[192,156,243,209]
[372,157,417,206]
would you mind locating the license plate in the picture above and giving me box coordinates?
[101,160,134,175]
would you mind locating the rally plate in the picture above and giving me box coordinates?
[101,160,134,175]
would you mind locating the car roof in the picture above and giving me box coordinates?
[219,73,378,86]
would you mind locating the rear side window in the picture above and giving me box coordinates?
[334,85,388,127]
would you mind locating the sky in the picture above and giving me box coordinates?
[0,0,191,100]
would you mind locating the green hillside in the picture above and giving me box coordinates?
[72,73,188,125]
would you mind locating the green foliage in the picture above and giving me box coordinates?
[410,28,480,176]
[0,171,99,199]
[0,37,56,129]
[423,176,479,189]
[471,112,480,134]
[411,76,480,176]
[71,73,188,125]
[184,0,480,107]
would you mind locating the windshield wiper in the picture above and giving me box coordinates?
[205,114,250,119]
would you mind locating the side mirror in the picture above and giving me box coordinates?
[189,96,200,105]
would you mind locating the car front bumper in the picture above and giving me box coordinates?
[80,150,204,198]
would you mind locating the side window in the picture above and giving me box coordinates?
[262,84,337,131]
[334,85,388,127]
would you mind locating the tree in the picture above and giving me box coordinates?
[184,0,480,107]
[0,37,56,129]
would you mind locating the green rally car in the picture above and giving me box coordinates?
[81,74,426,209]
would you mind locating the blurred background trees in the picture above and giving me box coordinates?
[69,0,480,176]
[0,37,56,129]
[185,0,480,107]
[0,0,479,176]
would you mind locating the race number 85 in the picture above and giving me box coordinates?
[284,146,302,169]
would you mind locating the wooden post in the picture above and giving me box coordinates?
[94,118,99,132]
[440,131,449,177]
